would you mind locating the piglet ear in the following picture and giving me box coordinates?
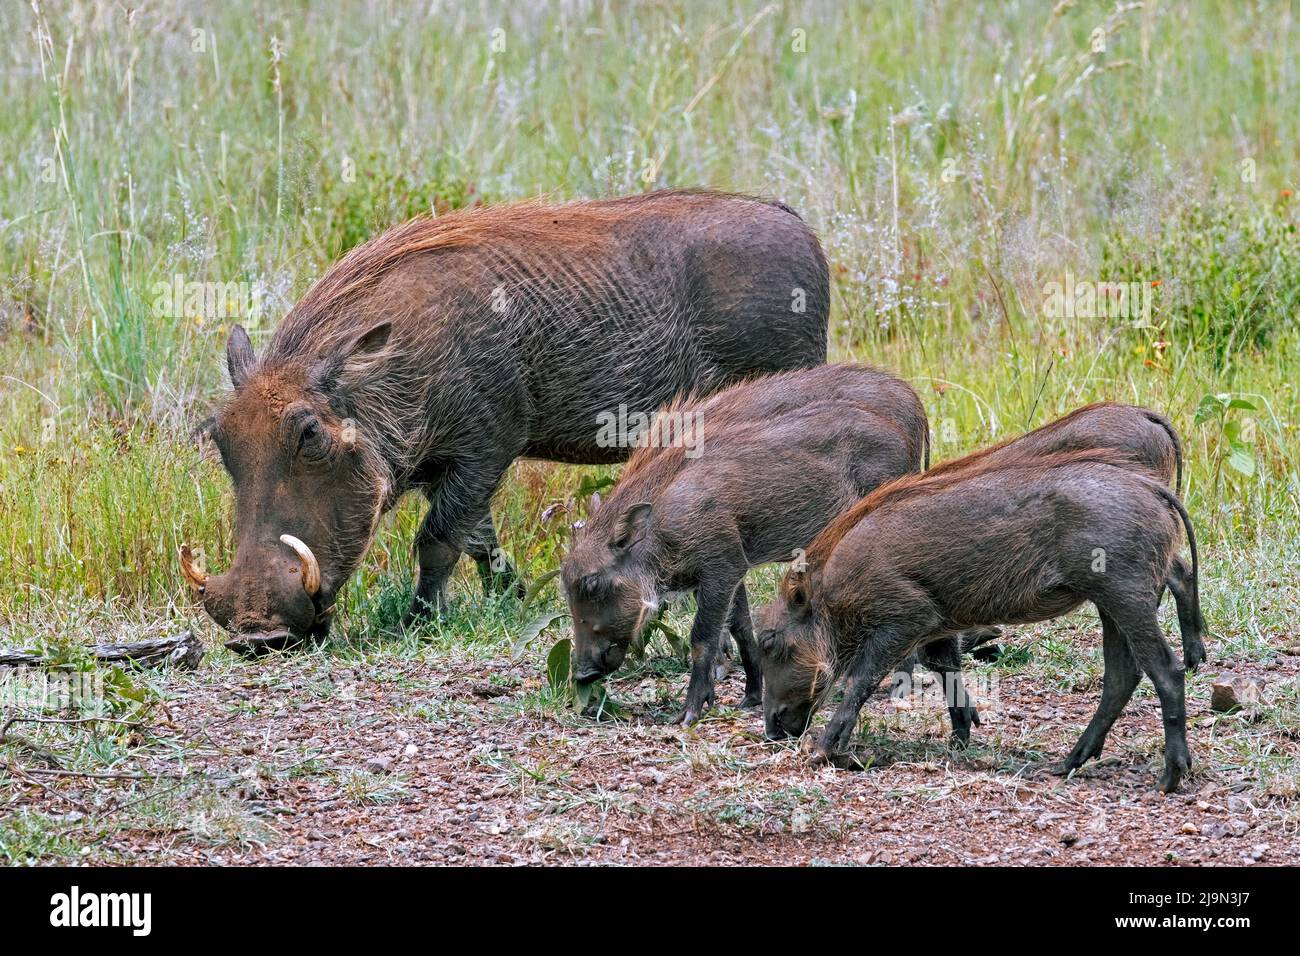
[610,502,652,551]
[785,570,811,617]
[192,412,221,464]
[226,325,255,388]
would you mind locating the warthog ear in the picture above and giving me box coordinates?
[786,570,811,618]
[610,502,652,551]
[226,325,255,388]
[311,321,392,392]
[191,412,221,464]
[348,320,392,357]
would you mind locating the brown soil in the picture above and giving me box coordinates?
[7,626,1297,867]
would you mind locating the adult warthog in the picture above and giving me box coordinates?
[180,190,829,654]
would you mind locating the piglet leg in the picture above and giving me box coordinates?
[812,626,914,764]
[676,576,741,726]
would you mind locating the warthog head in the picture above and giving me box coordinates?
[755,570,831,740]
[180,323,393,655]
[560,502,658,684]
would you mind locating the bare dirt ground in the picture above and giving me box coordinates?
[5,617,1298,866]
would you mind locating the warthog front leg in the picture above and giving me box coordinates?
[813,625,922,765]
[727,581,763,708]
[919,636,980,746]
[677,575,743,727]
[404,516,459,625]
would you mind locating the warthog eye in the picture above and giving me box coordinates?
[296,418,331,462]
[577,573,611,601]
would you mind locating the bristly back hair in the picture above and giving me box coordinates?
[803,446,1144,570]
[266,187,798,360]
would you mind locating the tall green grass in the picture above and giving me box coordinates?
[1,0,1297,630]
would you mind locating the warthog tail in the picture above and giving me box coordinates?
[1144,409,1184,498]
[1153,482,1201,639]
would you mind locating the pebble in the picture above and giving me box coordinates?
[1211,677,1262,713]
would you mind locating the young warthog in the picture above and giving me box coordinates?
[896,402,1203,677]
[179,190,829,654]
[561,364,929,724]
[758,449,1200,793]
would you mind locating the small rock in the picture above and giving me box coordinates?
[365,756,393,775]
[403,743,418,758]
[1211,677,1261,713]
[1227,795,1255,814]
[1179,822,1199,835]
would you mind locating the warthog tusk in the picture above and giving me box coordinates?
[179,544,208,593]
[279,534,321,596]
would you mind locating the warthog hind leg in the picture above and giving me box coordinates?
[464,512,526,599]
[1057,610,1140,775]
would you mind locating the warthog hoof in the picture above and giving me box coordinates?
[675,694,716,728]
[1157,751,1191,794]
[809,745,861,770]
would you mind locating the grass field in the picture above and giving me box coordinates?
[2,0,1298,865]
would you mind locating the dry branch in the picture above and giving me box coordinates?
[0,630,205,671]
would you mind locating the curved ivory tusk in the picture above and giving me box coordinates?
[179,544,208,593]
[279,534,321,596]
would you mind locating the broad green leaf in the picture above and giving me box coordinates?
[573,678,594,713]
[512,610,567,662]
[646,618,688,657]
[1227,444,1256,476]
[588,682,627,721]
[521,568,561,609]
[575,474,616,499]
[1193,394,1222,425]
[546,638,572,690]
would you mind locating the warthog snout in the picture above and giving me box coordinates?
[180,535,327,656]
[572,640,626,684]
